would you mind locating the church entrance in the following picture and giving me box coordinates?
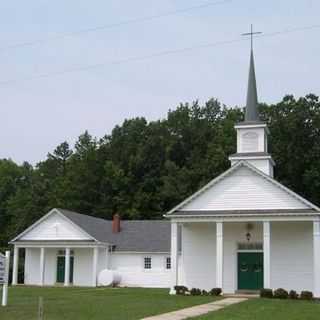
[237,252,263,290]
[56,250,74,284]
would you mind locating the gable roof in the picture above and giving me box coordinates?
[167,160,320,216]
[12,208,171,252]
[58,209,171,252]
[11,208,97,243]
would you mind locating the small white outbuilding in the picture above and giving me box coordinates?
[10,209,176,288]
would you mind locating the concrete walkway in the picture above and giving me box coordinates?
[140,297,247,320]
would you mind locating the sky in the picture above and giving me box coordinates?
[1,0,319,165]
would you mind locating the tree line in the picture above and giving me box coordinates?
[0,94,319,247]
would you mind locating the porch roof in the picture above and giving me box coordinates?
[169,209,318,217]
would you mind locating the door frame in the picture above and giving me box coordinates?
[56,249,74,284]
[236,243,263,290]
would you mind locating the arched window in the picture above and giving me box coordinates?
[242,132,258,152]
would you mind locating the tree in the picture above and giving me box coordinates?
[1,94,320,248]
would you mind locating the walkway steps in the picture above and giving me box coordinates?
[140,297,247,320]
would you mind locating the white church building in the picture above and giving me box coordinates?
[166,49,320,296]
[10,48,320,296]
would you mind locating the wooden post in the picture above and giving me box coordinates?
[39,248,45,286]
[216,222,223,289]
[92,247,98,287]
[64,248,70,286]
[37,297,43,320]
[12,247,19,285]
[263,221,271,288]
[169,222,178,295]
[1,251,10,306]
[313,220,320,297]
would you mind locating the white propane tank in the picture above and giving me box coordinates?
[97,269,121,286]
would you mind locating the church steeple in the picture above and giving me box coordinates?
[228,26,275,177]
[245,50,260,122]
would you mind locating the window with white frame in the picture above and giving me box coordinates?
[58,249,74,256]
[238,243,263,251]
[144,257,152,269]
[166,257,171,269]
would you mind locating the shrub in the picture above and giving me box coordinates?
[274,288,288,299]
[210,288,222,296]
[201,290,209,296]
[174,285,189,295]
[289,290,299,299]
[260,288,273,298]
[190,288,202,296]
[300,291,313,300]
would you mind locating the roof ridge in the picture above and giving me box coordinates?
[56,208,168,223]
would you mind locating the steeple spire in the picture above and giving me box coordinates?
[242,24,262,122]
[229,25,275,177]
[245,50,259,121]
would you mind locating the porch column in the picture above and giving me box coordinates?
[216,222,223,289]
[64,247,70,286]
[92,247,98,287]
[39,247,45,286]
[12,246,19,285]
[106,247,109,269]
[263,221,271,288]
[313,220,320,297]
[170,222,178,294]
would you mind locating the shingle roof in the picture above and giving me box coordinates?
[57,208,171,252]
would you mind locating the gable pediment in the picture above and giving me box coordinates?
[169,162,318,214]
[17,210,93,241]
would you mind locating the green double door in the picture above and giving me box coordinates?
[56,256,74,284]
[238,252,263,290]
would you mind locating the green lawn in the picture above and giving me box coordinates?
[0,286,219,320]
[189,298,320,320]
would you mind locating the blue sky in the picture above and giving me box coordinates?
[1,0,319,164]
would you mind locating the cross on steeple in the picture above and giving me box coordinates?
[242,24,262,51]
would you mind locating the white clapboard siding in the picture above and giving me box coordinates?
[271,221,314,292]
[181,166,309,211]
[25,248,59,285]
[181,221,314,293]
[73,248,95,286]
[24,248,40,285]
[109,253,180,288]
[44,248,57,285]
[182,223,216,291]
[20,212,92,240]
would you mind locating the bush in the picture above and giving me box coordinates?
[289,290,299,299]
[260,288,273,298]
[201,290,209,296]
[174,285,189,295]
[274,288,288,299]
[300,291,313,300]
[210,288,222,296]
[190,288,202,296]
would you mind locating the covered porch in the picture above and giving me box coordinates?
[11,242,110,287]
[170,216,320,297]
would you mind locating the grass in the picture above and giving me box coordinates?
[189,298,320,320]
[0,286,220,320]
